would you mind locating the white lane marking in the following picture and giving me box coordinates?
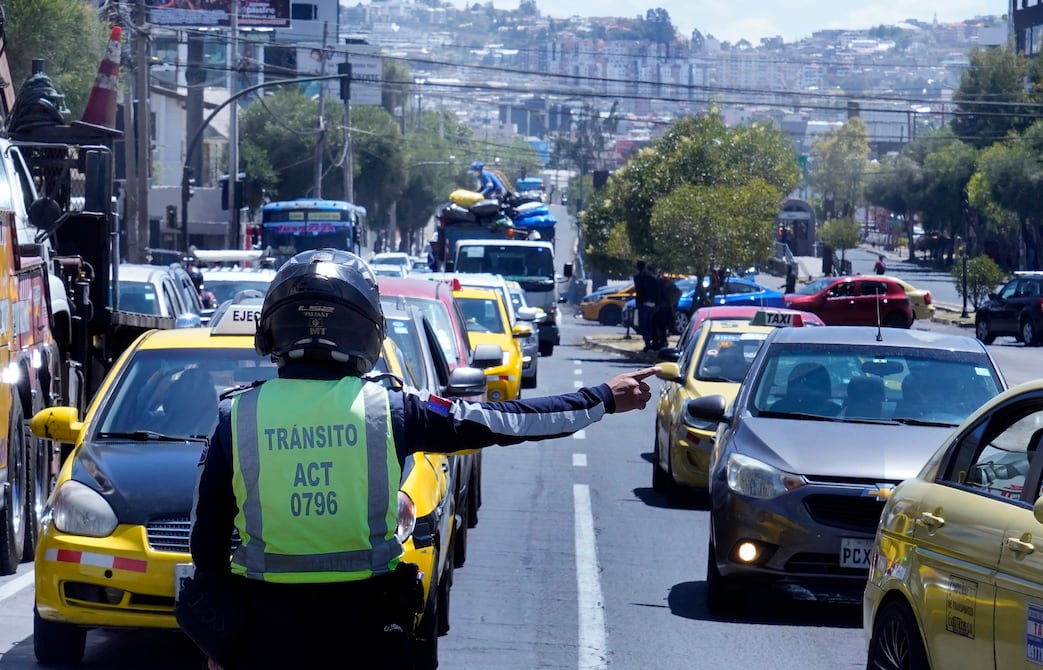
[573,380,583,388]
[573,452,587,466]
[0,569,34,604]
[573,429,587,440]
[574,484,607,670]
[574,369,582,375]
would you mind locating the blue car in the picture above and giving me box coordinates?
[627,276,785,335]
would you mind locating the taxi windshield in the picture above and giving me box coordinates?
[695,332,767,383]
[457,297,505,333]
[204,279,272,304]
[94,348,278,439]
[750,344,1002,423]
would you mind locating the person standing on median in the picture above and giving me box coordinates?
[633,260,660,352]
[181,248,659,670]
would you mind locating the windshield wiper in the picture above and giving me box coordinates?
[891,417,960,428]
[756,410,838,422]
[96,430,208,442]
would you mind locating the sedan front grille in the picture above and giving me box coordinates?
[146,515,240,554]
[802,494,886,534]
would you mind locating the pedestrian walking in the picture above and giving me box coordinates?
[874,254,887,275]
[179,249,658,670]
[653,269,681,348]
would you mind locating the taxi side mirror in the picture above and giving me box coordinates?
[445,366,487,398]
[685,395,729,426]
[655,361,682,383]
[471,343,503,369]
[30,406,83,444]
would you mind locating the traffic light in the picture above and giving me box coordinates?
[165,205,177,228]
[338,62,352,102]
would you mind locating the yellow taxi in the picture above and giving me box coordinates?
[651,309,812,503]
[863,379,1043,670]
[28,298,466,666]
[452,285,530,401]
[883,275,935,322]
[578,283,635,325]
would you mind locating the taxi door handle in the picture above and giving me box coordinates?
[918,512,945,529]
[1006,537,1036,555]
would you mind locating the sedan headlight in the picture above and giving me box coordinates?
[725,453,805,499]
[52,480,119,537]
[396,490,416,543]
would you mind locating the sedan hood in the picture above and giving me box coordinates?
[732,416,954,481]
[70,439,206,525]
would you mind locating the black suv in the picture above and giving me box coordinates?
[975,272,1043,345]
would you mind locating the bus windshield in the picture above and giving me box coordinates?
[260,199,365,264]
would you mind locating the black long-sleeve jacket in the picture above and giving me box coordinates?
[190,363,617,573]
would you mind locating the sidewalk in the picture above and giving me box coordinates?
[582,253,974,361]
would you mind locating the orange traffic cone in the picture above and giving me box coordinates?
[81,25,122,128]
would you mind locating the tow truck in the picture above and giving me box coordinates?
[0,21,175,573]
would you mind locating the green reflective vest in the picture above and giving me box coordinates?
[229,377,402,583]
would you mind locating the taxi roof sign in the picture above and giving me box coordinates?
[750,310,804,328]
[210,303,262,336]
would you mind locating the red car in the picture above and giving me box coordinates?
[783,276,913,328]
[376,276,486,569]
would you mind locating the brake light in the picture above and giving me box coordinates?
[923,292,932,305]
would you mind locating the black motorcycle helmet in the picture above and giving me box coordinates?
[255,249,385,374]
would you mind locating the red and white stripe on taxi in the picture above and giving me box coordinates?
[44,548,147,573]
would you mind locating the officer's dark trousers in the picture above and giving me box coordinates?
[224,574,413,669]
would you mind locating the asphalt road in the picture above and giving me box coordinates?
[3,312,1041,669]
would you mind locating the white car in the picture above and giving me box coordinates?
[370,251,412,268]
[115,264,203,321]
[201,266,277,304]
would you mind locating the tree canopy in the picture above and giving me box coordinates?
[581,112,799,277]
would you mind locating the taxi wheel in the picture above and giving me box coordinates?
[652,437,670,493]
[414,560,441,670]
[453,503,469,569]
[866,600,928,670]
[705,539,740,615]
[0,397,26,575]
[34,607,86,664]
[598,304,622,326]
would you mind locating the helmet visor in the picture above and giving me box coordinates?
[265,300,383,368]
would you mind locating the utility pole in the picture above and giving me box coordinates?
[122,8,138,262]
[340,57,353,204]
[134,0,150,263]
[313,21,329,198]
[228,5,239,249]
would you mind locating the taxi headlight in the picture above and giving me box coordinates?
[396,491,416,543]
[501,351,511,367]
[52,480,119,537]
[725,453,805,499]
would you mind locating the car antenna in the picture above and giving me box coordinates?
[875,285,883,342]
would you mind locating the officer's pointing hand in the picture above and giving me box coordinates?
[608,367,660,413]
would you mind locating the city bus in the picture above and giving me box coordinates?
[258,199,366,266]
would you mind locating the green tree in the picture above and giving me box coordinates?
[864,152,922,259]
[952,48,1031,149]
[239,88,344,202]
[352,105,406,245]
[950,254,1005,310]
[581,113,799,275]
[818,217,861,267]
[808,117,871,219]
[650,179,778,280]
[919,138,978,263]
[4,0,109,119]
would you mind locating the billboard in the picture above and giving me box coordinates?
[296,43,382,107]
[149,1,290,28]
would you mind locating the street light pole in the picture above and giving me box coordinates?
[179,73,350,255]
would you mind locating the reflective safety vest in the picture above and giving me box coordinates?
[229,377,403,583]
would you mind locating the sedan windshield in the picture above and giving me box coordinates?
[94,348,279,439]
[750,344,1002,423]
[792,277,834,296]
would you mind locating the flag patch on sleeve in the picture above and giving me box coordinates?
[427,394,452,417]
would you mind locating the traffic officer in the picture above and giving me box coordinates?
[184,248,657,669]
